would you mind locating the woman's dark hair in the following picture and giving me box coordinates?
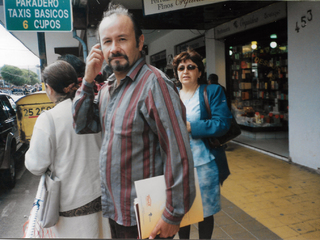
[172,48,207,88]
[42,60,78,99]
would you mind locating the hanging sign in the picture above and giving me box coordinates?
[3,0,73,32]
[142,0,225,16]
[215,2,286,39]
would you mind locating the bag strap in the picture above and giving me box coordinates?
[44,110,56,177]
[203,85,211,118]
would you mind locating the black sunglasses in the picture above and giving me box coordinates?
[177,64,198,71]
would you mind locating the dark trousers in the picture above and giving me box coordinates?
[109,218,175,239]
[109,218,139,239]
[178,215,214,239]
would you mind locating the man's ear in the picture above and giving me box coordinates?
[138,34,145,51]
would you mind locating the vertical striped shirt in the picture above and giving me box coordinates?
[73,58,195,226]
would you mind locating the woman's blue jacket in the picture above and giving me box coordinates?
[189,84,233,185]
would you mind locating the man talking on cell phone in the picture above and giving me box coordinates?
[72,3,195,239]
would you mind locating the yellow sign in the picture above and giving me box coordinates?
[16,92,54,143]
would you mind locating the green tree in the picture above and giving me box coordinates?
[1,65,39,86]
[21,69,39,85]
[1,65,25,85]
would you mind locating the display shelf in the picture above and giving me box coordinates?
[228,45,288,129]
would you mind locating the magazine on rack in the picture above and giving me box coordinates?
[134,169,203,239]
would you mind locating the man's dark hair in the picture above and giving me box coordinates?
[208,73,219,84]
[97,3,143,48]
[57,54,85,78]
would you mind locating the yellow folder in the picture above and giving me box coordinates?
[134,168,203,239]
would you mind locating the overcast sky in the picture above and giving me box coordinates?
[0,24,40,69]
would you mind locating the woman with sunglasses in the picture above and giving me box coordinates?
[173,49,233,239]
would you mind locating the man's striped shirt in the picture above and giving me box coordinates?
[73,58,195,226]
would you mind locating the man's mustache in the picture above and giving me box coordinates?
[108,53,129,62]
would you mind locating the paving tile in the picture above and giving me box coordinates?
[306,219,320,229]
[271,198,292,207]
[240,219,268,231]
[268,178,293,187]
[257,217,286,229]
[243,193,271,203]
[216,143,320,240]
[189,230,198,239]
[220,223,248,235]
[273,204,304,215]
[298,201,319,211]
[276,214,303,225]
[229,231,257,240]
[262,207,289,218]
[214,213,237,227]
[215,209,227,217]
[284,194,310,204]
[270,225,300,239]
[260,190,294,200]
[223,204,247,217]
[250,228,283,240]
[288,221,317,235]
[295,210,320,222]
[294,230,320,240]
[287,187,308,195]
[283,235,304,240]
[244,208,273,220]
[211,227,232,239]
[240,202,261,212]
[230,212,256,225]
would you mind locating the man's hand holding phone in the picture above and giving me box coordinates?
[84,43,104,83]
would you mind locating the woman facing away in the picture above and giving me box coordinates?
[25,60,109,238]
[172,49,233,239]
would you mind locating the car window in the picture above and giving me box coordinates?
[7,96,17,111]
[0,100,8,122]
[1,96,16,117]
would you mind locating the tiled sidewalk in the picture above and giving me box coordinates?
[221,142,320,240]
[176,196,281,240]
[177,142,320,239]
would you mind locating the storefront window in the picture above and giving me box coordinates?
[150,50,167,72]
[226,20,288,131]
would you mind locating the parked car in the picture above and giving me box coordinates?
[0,89,12,95]
[12,88,24,95]
[0,94,28,188]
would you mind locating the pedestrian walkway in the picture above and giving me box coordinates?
[182,142,320,239]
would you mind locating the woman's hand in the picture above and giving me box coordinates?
[186,121,191,133]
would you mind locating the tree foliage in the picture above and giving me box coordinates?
[1,65,40,86]
[22,69,39,85]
